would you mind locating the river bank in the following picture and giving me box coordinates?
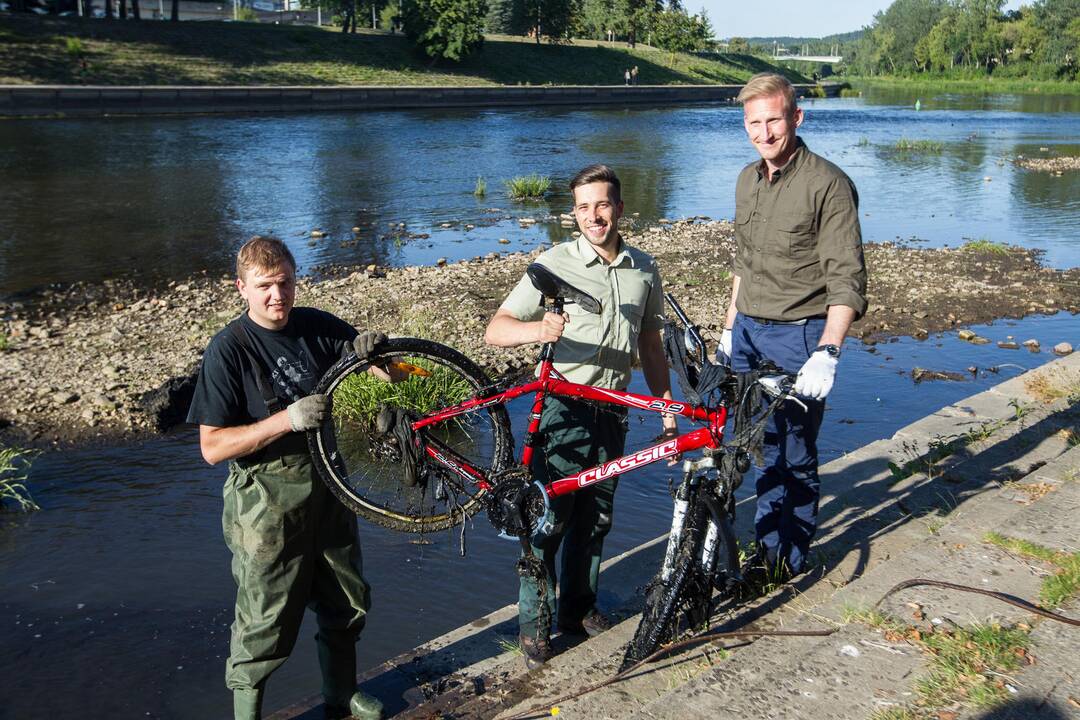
[2,219,1078,447]
[0,15,803,88]
[844,75,1080,96]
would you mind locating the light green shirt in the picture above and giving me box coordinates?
[500,235,665,390]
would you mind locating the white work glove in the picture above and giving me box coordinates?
[287,394,330,432]
[716,328,733,365]
[794,350,838,401]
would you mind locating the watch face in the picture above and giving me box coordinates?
[818,344,841,358]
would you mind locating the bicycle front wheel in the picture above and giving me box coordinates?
[622,508,723,668]
[309,337,514,533]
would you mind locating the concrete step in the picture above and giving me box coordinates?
[628,448,1080,720]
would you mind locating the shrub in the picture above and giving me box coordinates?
[1,446,40,513]
[505,174,551,200]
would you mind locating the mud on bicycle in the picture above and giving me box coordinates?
[306,263,799,665]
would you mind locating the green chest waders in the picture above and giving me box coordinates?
[220,314,373,720]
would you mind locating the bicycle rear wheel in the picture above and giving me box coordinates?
[622,506,735,668]
[309,337,514,533]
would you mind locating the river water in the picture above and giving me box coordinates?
[1,91,1079,719]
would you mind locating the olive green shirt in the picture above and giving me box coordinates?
[734,139,868,321]
[500,235,665,390]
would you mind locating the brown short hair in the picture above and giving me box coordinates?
[236,236,296,280]
[569,164,621,202]
[737,73,797,113]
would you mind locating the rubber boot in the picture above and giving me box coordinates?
[233,687,264,720]
[348,690,384,720]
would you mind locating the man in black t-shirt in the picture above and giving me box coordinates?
[187,236,385,720]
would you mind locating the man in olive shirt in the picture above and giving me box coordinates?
[486,164,676,669]
[718,73,867,580]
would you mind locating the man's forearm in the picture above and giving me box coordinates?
[638,331,676,429]
[485,312,541,348]
[817,305,857,347]
[200,412,292,465]
[724,275,741,330]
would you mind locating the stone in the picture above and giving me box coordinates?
[957,329,976,341]
[970,335,991,345]
[436,258,448,266]
[997,341,1019,350]
[498,238,510,245]
[52,391,78,405]
[352,226,361,233]
[1022,339,1040,351]
[310,230,326,238]
[1053,342,1073,356]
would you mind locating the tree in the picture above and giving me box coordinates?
[727,36,750,54]
[170,0,178,21]
[1031,0,1080,75]
[651,7,711,52]
[403,0,488,60]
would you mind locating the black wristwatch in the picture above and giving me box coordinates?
[815,344,841,359]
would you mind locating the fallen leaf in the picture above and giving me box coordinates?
[937,711,959,720]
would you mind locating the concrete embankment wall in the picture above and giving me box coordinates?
[0,83,839,118]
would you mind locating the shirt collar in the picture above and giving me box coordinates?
[755,137,808,183]
[573,234,634,268]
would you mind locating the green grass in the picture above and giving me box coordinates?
[331,356,474,427]
[893,137,944,153]
[0,446,40,512]
[916,623,1030,709]
[0,15,809,87]
[496,636,524,656]
[846,607,1032,714]
[961,238,1010,255]
[473,176,486,198]
[984,533,1080,608]
[869,709,921,720]
[505,174,551,201]
[0,332,8,351]
[846,75,1080,96]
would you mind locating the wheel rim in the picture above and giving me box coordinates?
[314,347,506,529]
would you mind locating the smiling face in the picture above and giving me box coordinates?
[237,262,296,330]
[572,180,624,258]
[743,91,803,173]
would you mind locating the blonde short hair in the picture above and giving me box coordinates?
[736,73,797,113]
[236,236,296,280]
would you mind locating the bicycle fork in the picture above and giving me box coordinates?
[661,455,720,583]
[661,454,741,591]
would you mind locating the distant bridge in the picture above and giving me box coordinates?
[772,55,843,63]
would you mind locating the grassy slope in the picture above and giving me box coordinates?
[0,15,809,86]
[844,75,1080,95]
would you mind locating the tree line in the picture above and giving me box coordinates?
[317,0,714,61]
[848,0,1078,80]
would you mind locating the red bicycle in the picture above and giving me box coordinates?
[308,263,796,664]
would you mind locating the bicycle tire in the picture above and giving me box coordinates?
[308,337,514,533]
[623,507,736,668]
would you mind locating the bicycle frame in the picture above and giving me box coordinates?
[410,352,729,502]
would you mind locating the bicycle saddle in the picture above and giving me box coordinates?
[526,263,602,314]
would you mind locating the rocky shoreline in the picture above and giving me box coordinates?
[1,219,1078,448]
[1014,154,1080,174]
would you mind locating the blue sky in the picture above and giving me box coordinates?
[698,0,1024,39]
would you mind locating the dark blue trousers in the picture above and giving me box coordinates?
[730,313,826,575]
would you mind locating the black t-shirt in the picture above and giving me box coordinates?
[186,307,357,428]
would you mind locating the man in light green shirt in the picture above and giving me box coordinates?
[486,164,676,669]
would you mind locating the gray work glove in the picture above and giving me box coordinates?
[287,394,330,432]
[353,330,388,360]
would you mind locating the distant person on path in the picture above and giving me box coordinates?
[485,164,676,670]
[624,68,631,85]
[187,236,386,720]
[717,73,867,583]
[631,66,639,85]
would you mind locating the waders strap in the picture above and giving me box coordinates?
[228,316,285,418]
